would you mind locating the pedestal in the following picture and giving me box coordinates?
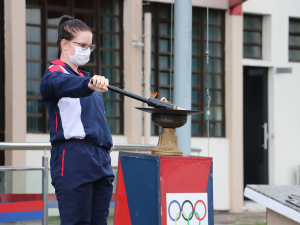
[152,128,183,156]
[114,152,214,225]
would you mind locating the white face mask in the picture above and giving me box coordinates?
[66,42,91,66]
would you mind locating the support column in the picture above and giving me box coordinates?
[225,11,244,212]
[4,0,26,192]
[123,0,143,144]
[143,13,152,145]
[4,0,26,164]
[173,0,192,155]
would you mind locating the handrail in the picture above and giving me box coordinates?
[0,142,201,225]
[0,142,202,152]
[0,156,50,225]
[0,166,45,171]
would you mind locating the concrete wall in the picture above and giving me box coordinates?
[243,0,300,186]
[225,10,244,212]
[267,209,299,225]
[4,0,26,165]
[23,0,232,211]
[123,0,143,144]
[16,0,300,213]
[4,0,27,193]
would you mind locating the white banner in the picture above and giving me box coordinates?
[166,193,208,225]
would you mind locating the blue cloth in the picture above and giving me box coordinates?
[51,139,114,225]
[40,60,113,150]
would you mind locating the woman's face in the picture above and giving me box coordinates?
[63,31,93,56]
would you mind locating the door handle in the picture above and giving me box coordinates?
[262,123,268,150]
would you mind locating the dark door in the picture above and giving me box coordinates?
[243,66,268,189]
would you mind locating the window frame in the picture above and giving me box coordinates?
[144,3,226,137]
[243,14,263,60]
[289,18,300,62]
[26,0,124,134]
[26,2,46,133]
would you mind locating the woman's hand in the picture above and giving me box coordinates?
[88,75,109,93]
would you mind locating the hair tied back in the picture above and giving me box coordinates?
[59,15,74,28]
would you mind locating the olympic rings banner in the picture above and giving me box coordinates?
[114,152,214,225]
[167,193,208,225]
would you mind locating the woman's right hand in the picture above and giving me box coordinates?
[88,75,109,93]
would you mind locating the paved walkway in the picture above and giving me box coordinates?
[1,212,266,225]
[214,212,266,225]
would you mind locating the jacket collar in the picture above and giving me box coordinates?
[51,60,86,77]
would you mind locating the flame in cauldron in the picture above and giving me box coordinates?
[151,91,173,104]
[151,92,157,98]
[159,97,173,104]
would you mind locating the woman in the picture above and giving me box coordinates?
[40,15,114,225]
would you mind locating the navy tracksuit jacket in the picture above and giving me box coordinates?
[40,60,114,225]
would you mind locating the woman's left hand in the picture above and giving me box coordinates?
[88,75,109,93]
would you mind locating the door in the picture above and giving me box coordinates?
[243,66,268,190]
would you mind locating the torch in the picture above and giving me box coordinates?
[90,78,178,110]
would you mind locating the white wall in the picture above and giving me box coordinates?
[26,134,230,210]
[192,138,230,211]
[243,0,300,185]
[147,136,230,210]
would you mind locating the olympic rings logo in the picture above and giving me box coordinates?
[168,200,207,225]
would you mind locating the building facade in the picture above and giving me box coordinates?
[0,0,299,213]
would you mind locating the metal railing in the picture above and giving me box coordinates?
[0,156,49,225]
[0,142,201,225]
[0,142,202,153]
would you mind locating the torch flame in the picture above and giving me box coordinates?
[151,92,157,98]
[151,91,173,104]
[160,97,173,104]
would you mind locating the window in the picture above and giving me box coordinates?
[289,18,300,62]
[243,15,262,59]
[143,3,225,137]
[26,0,124,134]
[26,0,44,132]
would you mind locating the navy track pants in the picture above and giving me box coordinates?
[50,139,114,225]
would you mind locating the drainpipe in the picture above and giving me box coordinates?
[173,0,192,155]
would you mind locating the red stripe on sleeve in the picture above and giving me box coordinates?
[49,65,64,73]
[61,150,65,177]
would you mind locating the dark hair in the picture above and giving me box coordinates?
[57,15,91,58]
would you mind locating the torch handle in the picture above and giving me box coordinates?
[90,78,148,103]
[90,78,176,109]
[107,85,148,103]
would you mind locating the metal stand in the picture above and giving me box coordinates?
[42,156,49,225]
